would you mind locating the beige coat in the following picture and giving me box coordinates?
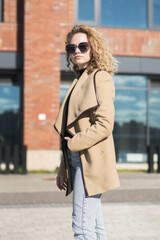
[54,69,120,196]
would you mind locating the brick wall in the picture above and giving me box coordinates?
[23,0,74,150]
[0,0,18,51]
[24,0,160,151]
[100,28,160,57]
[59,26,160,57]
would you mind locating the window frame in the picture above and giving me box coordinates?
[75,0,160,30]
[0,0,3,22]
[75,0,99,26]
[148,0,160,30]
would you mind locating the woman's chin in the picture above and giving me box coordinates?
[76,62,87,68]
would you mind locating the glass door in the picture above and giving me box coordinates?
[149,80,160,146]
[113,75,147,163]
[0,77,21,145]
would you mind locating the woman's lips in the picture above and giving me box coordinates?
[75,55,82,59]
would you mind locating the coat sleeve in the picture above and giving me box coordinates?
[58,158,67,176]
[67,71,115,152]
[57,140,68,177]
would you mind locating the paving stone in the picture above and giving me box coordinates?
[0,173,160,239]
[0,203,159,240]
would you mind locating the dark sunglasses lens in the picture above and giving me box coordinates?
[66,44,76,54]
[79,42,89,53]
[66,42,89,54]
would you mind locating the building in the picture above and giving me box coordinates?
[0,0,160,170]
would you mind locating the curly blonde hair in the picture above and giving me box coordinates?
[65,25,118,75]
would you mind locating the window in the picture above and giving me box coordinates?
[148,0,160,29]
[76,0,98,25]
[113,75,147,88]
[60,71,75,104]
[78,0,94,21]
[0,0,3,22]
[153,0,160,26]
[113,75,147,163]
[149,79,160,146]
[0,77,21,145]
[76,0,160,30]
[101,0,147,29]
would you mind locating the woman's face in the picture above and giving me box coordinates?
[69,33,91,70]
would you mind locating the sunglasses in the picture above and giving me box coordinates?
[66,42,89,54]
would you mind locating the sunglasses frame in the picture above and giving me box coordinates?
[66,42,89,55]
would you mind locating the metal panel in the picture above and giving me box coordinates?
[0,51,22,70]
[116,56,141,73]
[141,57,160,74]
[117,56,160,74]
[60,53,160,75]
[60,54,68,71]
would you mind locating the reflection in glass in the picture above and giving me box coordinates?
[0,86,20,145]
[113,75,147,88]
[149,89,160,145]
[101,0,147,29]
[114,89,147,163]
[60,83,71,105]
[78,0,94,21]
[153,0,160,26]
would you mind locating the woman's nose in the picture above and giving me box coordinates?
[75,46,80,54]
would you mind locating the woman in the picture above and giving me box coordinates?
[54,25,120,240]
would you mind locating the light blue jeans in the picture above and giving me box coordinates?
[67,149,107,240]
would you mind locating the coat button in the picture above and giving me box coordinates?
[101,150,104,155]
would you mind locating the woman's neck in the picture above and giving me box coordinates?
[79,68,86,77]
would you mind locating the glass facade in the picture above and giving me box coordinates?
[0,82,21,145]
[77,0,160,29]
[60,73,160,163]
[60,83,71,105]
[113,76,147,163]
[113,75,147,88]
[101,0,147,29]
[153,0,160,26]
[78,0,94,21]
[149,89,160,145]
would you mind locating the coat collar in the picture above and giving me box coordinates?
[54,77,78,137]
[67,69,99,127]
[54,68,99,137]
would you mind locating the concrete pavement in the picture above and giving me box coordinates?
[0,173,160,240]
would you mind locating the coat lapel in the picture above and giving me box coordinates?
[67,69,99,127]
